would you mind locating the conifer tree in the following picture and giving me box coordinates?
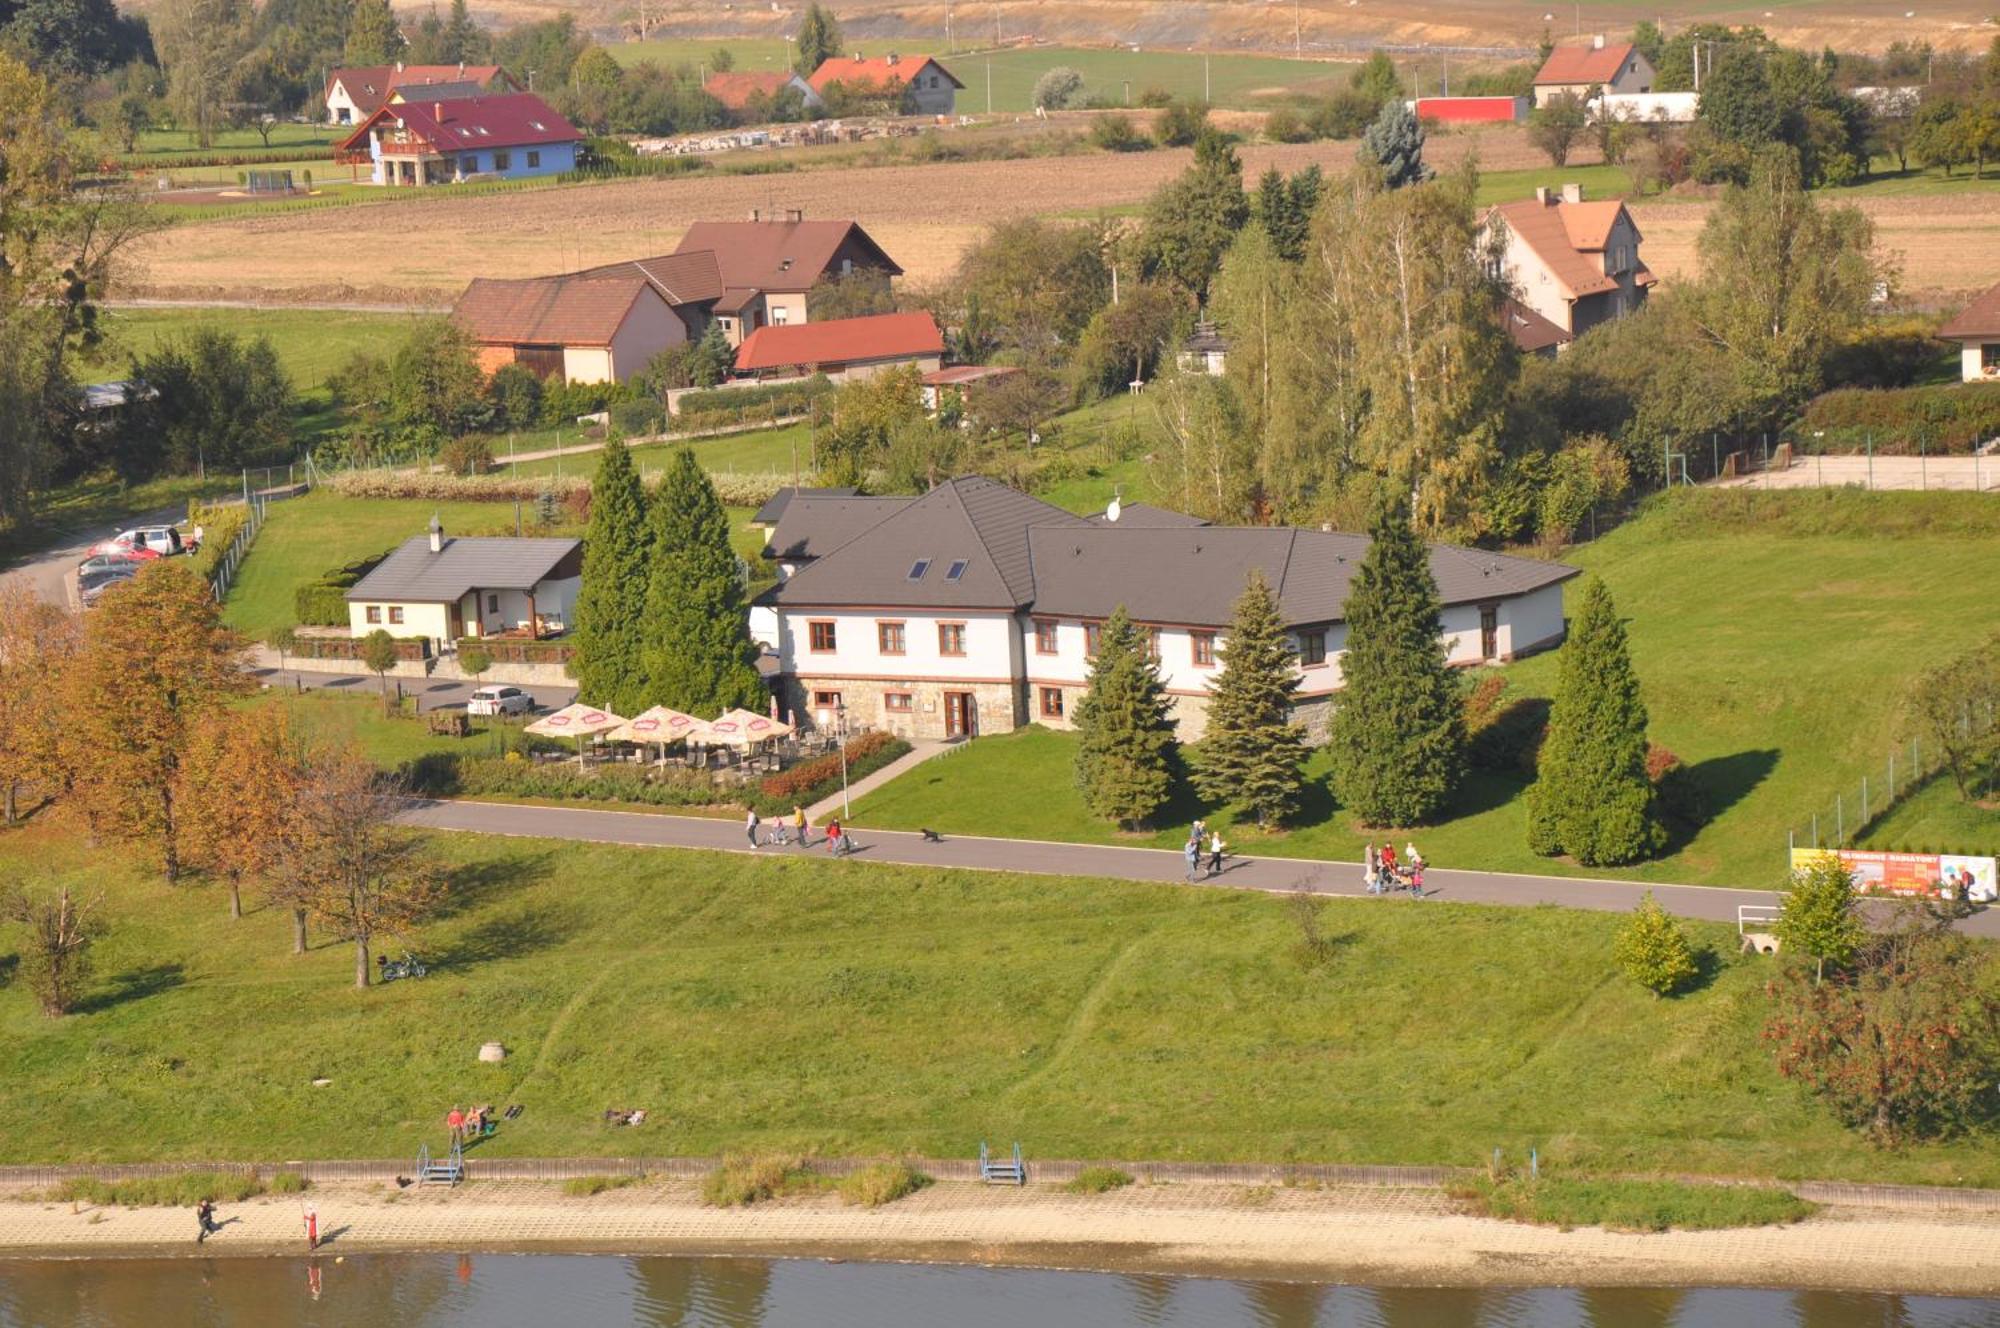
[570,437,652,713]
[640,448,764,714]
[1525,577,1663,866]
[1192,570,1307,828]
[1325,503,1464,826]
[793,1,842,76]
[1358,98,1433,188]
[1072,606,1176,830]
[344,0,403,63]
[1615,892,1699,997]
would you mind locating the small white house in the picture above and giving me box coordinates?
[345,518,582,655]
[1939,280,2000,383]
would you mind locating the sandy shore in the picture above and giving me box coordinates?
[3,1179,1998,1294]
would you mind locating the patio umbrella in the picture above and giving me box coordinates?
[704,708,794,749]
[525,702,628,768]
[609,706,708,763]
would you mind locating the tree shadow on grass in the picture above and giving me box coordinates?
[428,902,575,970]
[431,848,558,922]
[1659,748,1780,855]
[74,962,185,1014]
[0,952,16,988]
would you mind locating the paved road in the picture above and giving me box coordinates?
[0,502,190,612]
[397,798,2000,935]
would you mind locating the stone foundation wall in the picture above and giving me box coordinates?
[780,676,1024,741]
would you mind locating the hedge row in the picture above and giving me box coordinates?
[674,375,832,423]
[294,552,388,626]
[186,501,248,583]
[1793,383,2000,454]
[454,638,576,664]
[119,146,336,170]
[323,462,789,509]
[748,732,910,815]
[292,635,430,661]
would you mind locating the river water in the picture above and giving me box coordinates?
[3,1254,1998,1326]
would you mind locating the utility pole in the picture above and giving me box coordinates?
[1294,0,1301,57]
[986,59,992,113]
[1205,53,1211,102]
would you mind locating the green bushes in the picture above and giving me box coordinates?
[411,755,736,809]
[1794,382,2000,453]
[438,435,496,476]
[702,1154,818,1207]
[1090,112,1152,153]
[186,502,248,583]
[563,1173,640,1196]
[1064,1166,1134,1194]
[293,553,388,626]
[1262,106,1313,143]
[674,376,833,433]
[752,732,909,812]
[609,399,667,436]
[836,1160,931,1207]
[51,1170,302,1206]
[1454,1176,1815,1232]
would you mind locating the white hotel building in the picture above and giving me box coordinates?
[751,478,1577,743]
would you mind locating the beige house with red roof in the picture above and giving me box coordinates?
[703,70,823,119]
[807,53,962,114]
[1938,280,2000,383]
[1484,184,1655,345]
[323,62,514,125]
[1531,37,1654,107]
[672,213,902,344]
[453,253,724,384]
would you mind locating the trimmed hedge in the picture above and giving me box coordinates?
[453,638,576,665]
[674,376,832,432]
[294,553,388,627]
[292,635,429,661]
[187,501,248,583]
[1793,383,2000,454]
[749,732,910,814]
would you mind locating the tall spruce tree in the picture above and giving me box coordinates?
[793,1,841,76]
[640,449,764,714]
[569,437,652,713]
[1072,606,1176,830]
[1192,570,1307,828]
[1325,503,1464,826]
[1358,98,1433,188]
[1525,577,1664,866]
[343,0,401,62]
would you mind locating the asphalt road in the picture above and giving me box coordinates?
[251,665,577,713]
[0,503,190,612]
[395,798,2000,937]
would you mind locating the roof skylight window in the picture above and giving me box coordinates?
[944,560,968,582]
[907,559,931,581]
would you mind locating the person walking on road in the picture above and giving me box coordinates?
[745,808,760,849]
[793,805,809,848]
[1207,830,1226,878]
[195,1200,218,1244]
[1184,836,1202,882]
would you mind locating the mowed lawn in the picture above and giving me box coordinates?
[3,817,1995,1182]
[1861,775,2000,857]
[76,306,428,394]
[855,490,2000,888]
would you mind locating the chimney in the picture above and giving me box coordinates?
[1561,182,1584,204]
[1534,185,1551,206]
[458,61,466,76]
[887,51,899,64]
[1592,32,1605,48]
[429,513,445,554]
[434,102,443,121]
[395,60,405,73]
[786,207,803,222]
[750,207,761,221]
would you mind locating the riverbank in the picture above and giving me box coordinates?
[4,1179,1999,1296]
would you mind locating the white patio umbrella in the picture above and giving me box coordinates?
[704,708,794,750]
[609,705,708,763]
[525,702,628,767]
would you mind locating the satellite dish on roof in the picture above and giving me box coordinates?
[1106,495,1122,523]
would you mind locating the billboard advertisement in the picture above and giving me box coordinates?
[1789,848,1998,903]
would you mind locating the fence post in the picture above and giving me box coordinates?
[1861,775,1868,825]
[1836,793,1843,846]
[1811,811,1819,848]
[1867,433,1873,490]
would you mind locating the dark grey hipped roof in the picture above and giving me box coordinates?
[765,495,912,563]
[771,476,1088,610]
[1028,527,1577,628]
[346,535,581,604]
[751,485,859,526]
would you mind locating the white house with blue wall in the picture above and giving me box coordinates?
[335,92,582,187]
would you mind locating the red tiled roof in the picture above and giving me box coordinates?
[923,365,1020,386]
[326,64,511,120]
[1938,279,2000,339]
[806,54,963,94]
[336,92,581,156]
[704,70,806,110]
[1500,298,1573,353]
[675,218,901,294]
[735,312,944,372]
[1534,42,1638,86]
[1488,196,1622,300]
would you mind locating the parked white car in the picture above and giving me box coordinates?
[90,526,184,559]
[466,685,533,717]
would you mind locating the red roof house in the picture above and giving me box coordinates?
[673,214,902,343]
[1531,38,1654,106]
[704,70,825,116]
[323,62,514,125]
[454,252,726,384]
[1484,184,1655,342]
[335,93,582,186]
[1937,279,2000,382]
[807,53,962,114]
[734,311,945,381]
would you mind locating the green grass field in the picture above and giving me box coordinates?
[855,490,2000,888]
[607,39,1352,112]
[2,815,1994,1179]
[76,306,426,394]
[496,422,812,482]
[127,124,341,161]
[1861,775,2000,857]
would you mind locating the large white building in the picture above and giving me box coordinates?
[753,478,1578,742]
[344,519,581,654]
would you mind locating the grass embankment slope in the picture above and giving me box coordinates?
[3,817,1996,1181]
[856,489,2000,887]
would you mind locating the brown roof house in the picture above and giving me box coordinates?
[674,212,902,344]
[703,70,824,119]
[1484,184,1655,345]
[1532,37,1654,107]
[453,252,725,384]
[754,477,1578,743]
[1938,279,2000,383]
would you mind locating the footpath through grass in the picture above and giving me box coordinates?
[3,818,1997,1181]
[855,489,2000,888]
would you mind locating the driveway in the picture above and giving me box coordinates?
[250,665,577,714]
[0,503,191,612]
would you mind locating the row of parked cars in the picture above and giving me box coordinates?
[76,525,200,607]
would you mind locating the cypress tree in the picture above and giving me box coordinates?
[793,1,842,76]
[1192,570,1307,828]
[1072,606,1176,830]
[640,448,764,715]
[1525,577,1664,866]
[1326,503,1465,826]
[569,436,651,713]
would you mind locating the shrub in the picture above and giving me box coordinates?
[1155,99,1209,147]
[1135,85,1174,108]
[1614,892,1700,998]
[1064,1166,1134,1194]
[1822,317,1947,390]
[1454,1176,1815,1232]
[837,1161,931,1207]
[1089,112,1150,153]
[1647,743,1707,825]
[702,1155,819,1207]
[328,469,590,503]
[293,552,387,626]
[673,376,832,432]
[438,435,495,476]
[486,363,544,431]
[267,1171,310,1194]
[1263,106,1313,142]
[52,1171,273,1207]
[1033,66,1086,111]
[415,756,743,809]
[564,1174,639,1197]
[185,501,248,583]
[1306,89,1381,140]
[609,398,666,436]
[1792,382,2000,454]
[751,731,909,812]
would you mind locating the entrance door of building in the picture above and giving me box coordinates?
[1479,604,1499,661]
[943,691,977,739]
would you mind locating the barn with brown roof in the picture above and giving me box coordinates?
[453,252,725,384]
[807,53,962,114]
[703,70,824,118]
[733,311,944,382]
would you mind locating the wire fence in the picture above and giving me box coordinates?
[1788,735,1936,857]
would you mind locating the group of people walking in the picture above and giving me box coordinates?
[745,806,852,855]
[1184,821,1228,881]
[1365,841,1425,896]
